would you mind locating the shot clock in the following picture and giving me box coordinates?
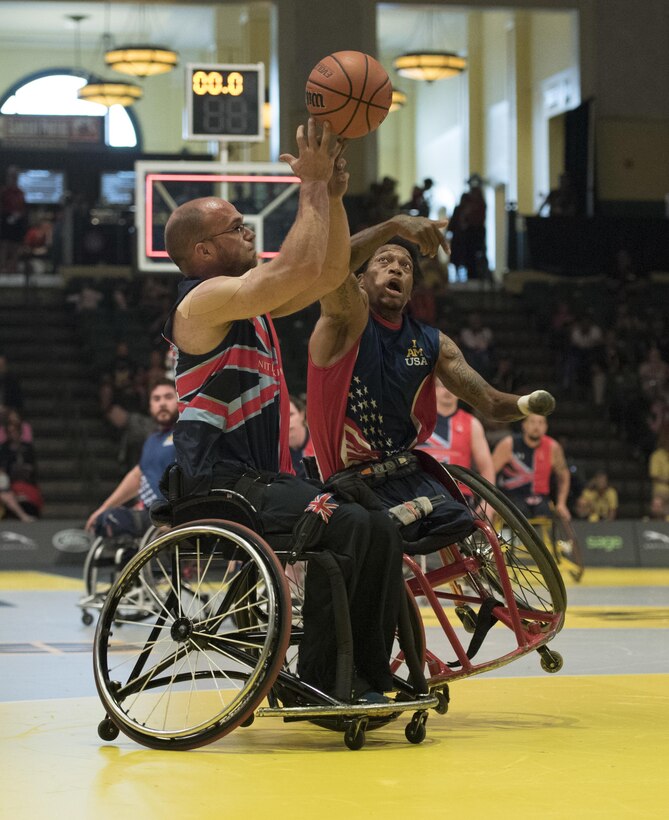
[185,63,265,142]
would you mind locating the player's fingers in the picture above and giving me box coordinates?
[319,120,334,154]
[306,117,318,147]
[279,152,297,167]
[295,123,307,150]
[432,219,450,229]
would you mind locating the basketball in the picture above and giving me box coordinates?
[305,50,392,139]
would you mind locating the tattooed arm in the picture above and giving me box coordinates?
[435,332,528,421]
[308,272,369,367]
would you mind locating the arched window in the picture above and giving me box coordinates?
[0,70,140,148]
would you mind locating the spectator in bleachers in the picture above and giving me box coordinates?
[459,311,495,380]
[0,407,32,445]
[575,470,618,521]
[449,175,488,281]
[0,410,42,519]
[537,172,577,218]
[99,340,143,415]
[0,352,24,419]
[648,424,669,520]
[565,312,604,397]
[490,352,524,395]
[638,345,669,402]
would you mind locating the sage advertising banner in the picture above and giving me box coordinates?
[634,521,669,567]
[571,520,638,567]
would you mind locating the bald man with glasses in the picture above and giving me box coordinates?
[161,120,405,704]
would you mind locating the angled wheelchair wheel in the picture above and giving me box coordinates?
[93,520,291,750]
[445,465,567,623]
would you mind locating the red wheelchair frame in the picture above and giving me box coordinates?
[394,452,566,687]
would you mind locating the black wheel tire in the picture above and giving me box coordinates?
[94,520,291,751]
[435,691,449,715]
[539,649,563,673]
[98,718,120,741]
[240,712,255,728]
[344,724,366,751]
[82,611,94,626]
[405,718,427,744]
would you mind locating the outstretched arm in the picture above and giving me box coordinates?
[350,213,449,272]
[85,466,142,531]
[436,332,555,421]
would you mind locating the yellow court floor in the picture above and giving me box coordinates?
[1,674,666,820]
[1,567,668,819]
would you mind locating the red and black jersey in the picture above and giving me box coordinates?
[418,409,473,468]
[307,311,440,479]
[497,432,554,502]
[163,278,292,481]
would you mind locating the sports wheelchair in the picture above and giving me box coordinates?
[77,524,160,626]
[92,454,566,751]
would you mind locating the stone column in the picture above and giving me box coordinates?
[276,0,379,194]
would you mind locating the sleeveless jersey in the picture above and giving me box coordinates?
[418,409,473,467]
[307,311,440,479]
[163,278,292,480]
[138,428,176,507]
[497,432,554,502]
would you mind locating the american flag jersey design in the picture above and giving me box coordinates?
[307,311,440,480]
[305,492,339,523]
[163,277,292,479]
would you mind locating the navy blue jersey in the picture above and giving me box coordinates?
[138,428,176,507]
[308,311,440,478]
[163,278,292,483]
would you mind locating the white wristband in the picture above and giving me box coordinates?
[517,394,531,416]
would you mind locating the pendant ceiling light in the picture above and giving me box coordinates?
[393,52,466,82]
[392,8,467,82]
[78,81,143,107]
[104,4,179,78]
[67,14,143,108]
[105,45,178,77]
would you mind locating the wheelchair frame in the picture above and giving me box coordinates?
[92,456,566,752]
[77,525,160,625]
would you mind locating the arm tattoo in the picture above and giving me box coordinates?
[438,333,487,403]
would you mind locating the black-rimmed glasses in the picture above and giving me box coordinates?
[200,223,252,242]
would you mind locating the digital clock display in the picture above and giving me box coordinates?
[185,63,264,142]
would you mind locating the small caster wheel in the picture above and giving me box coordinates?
[98,717,119,742]
[405,712,427,744]
[538,647,563,673]
[344,719,367,751]
[434,690,449,715]
[455,605,477,634]
[240,712,255,728]
[81,611,94,626]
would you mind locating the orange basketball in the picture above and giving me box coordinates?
[305,50,392,139]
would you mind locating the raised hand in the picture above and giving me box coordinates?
[279,118,337,184]
[390,213,450,258]
[328,141,349,199]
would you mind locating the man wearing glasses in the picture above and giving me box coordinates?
[161,120,404,703]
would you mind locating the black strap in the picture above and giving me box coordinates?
[448,597,502,667]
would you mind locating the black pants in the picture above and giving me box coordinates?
[217,468,404,696]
